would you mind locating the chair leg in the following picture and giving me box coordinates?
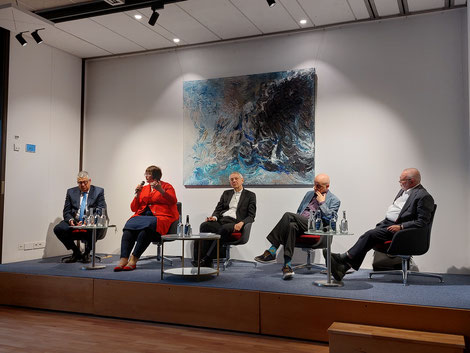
[221,245,257,271]
[292,248,326,271]
[141,243,180,265]
[369,257,443,285]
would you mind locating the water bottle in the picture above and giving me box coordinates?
[176,215,183,236]
[97,208,107,227]
[330,212,337,233]
[184,215,191,237]
[308,210,315,231]
[315,210,322,230]
[340,210,348,234]
[102,208,108,227]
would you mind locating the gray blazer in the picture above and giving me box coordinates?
[296,190,341,222]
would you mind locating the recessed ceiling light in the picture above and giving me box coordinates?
[173,38,180,43]
[134,14,142,20]
[300,19,307,25]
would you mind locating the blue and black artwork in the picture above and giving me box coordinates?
[183,68,316,186]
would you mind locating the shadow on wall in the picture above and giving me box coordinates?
[447,266,470,275]
[43,218,68,258]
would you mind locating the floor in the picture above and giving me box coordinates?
[0,306,329,353]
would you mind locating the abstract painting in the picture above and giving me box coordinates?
[183,68,316,186]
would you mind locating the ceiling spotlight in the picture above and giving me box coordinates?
[31,28,45,44]
[134,14,142,20]
[148,10,159,25]
[173,38,180,43]
[299,19,307,25]
[15,32,28,46]
[148,3,161,26]
[267,0,276,7]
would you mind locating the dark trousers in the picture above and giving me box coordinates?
[194,217,238,260]
[347,219,395,270]
[266,212,308,259]
[120,229,161,259]
[54,220,105,253]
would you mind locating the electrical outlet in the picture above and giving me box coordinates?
[33,241,45,249]
[18,243,25,250]
[24,242,34,250]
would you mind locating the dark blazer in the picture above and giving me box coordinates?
[211,189,256,225]
[62,185,107,223]
[380,184,434,229]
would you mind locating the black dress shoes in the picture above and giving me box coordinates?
[323,249,351,282]
[81,252,91,263]
[62,252,83,263]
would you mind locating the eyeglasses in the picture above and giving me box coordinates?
[399,178,412,183]
[77,180,89,185]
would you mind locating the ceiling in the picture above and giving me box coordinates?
[0,0,467,59]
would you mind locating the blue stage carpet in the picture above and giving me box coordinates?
[1,255,469,310]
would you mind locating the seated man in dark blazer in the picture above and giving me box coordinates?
[326,168,434,282]
[193,172,256,267]
[54,171,107,263]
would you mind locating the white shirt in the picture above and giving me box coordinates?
[222,189,243,219]
[385,185,418,222]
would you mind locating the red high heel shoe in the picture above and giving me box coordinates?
[113,265,125,272]
[122,264,136,271]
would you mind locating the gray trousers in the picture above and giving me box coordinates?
[266,212,308,259]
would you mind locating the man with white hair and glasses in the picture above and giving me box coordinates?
[325,168,434,282]
[54,171,107,263]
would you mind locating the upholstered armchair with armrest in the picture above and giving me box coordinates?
[145,202,182,266]
[221,222,256,270]
[369,204,442,285]
[292,233,328,272]
[61,228,107,263]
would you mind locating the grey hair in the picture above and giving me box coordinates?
[230,171,243,179]
[403,168,421,183]
[77,171,90,179]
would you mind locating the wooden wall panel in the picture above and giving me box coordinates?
[260,293,470,343]
[0,272,93,313]
[93,280,260,333]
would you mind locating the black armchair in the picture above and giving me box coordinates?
[221,222,257,270]
[369,204,442,285]
[144,202,182,266]
[292,233,327,272]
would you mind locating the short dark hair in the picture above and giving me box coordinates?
[146,165,162,181]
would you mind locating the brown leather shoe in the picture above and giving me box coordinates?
[254,250,276,264]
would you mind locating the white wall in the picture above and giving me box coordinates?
[84,9,469,273]
[2,34,82,263]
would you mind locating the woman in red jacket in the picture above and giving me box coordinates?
[114,165,178,271]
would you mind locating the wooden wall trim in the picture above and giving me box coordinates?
[0,272,94,313]
[93,279,260,333]
[260,292,470,342]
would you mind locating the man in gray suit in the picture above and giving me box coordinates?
[255,173,340,280]
[327,168,434,281]
[54,171,107,263]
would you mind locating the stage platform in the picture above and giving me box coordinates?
[1,255,469,347]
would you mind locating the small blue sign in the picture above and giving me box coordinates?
[26,144,36,153]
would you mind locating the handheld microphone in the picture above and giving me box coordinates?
[135,181,145,194]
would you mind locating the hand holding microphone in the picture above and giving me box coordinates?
[135,181,145,194]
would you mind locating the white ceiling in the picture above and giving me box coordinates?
[0,0,467,59]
